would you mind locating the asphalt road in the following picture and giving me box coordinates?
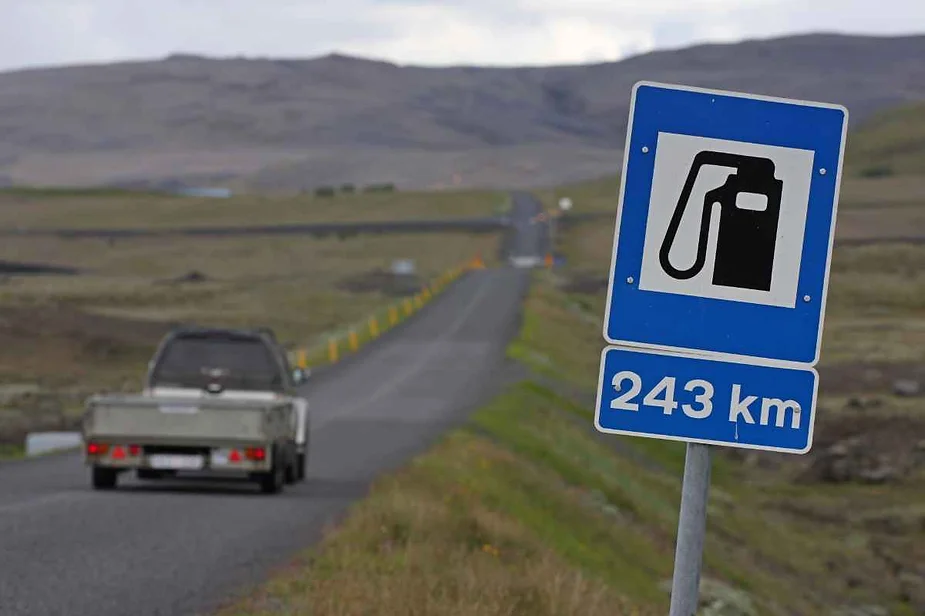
[0,192,545,616]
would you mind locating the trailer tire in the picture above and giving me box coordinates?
[92,466,118,490]
[295,452,307,482]
[284,452,298,485]
[258,450,284,495]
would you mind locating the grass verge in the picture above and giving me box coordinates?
[217,185,925,614]
[217,275,925,616]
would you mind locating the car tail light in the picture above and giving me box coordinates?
[229,449,242,463]
[86,442,108,456]
[129,445,141,456]
[245,447,266,461]
[112,446,126,460]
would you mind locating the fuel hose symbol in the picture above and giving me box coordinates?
[658,151,783,292]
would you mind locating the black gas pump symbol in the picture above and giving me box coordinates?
[659,151,783,292]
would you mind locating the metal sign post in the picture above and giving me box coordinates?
[593,81,848,614]
[668,443,712,615]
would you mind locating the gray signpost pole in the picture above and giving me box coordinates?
[668,442,713,616]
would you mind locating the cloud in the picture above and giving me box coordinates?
[0,0,921,71]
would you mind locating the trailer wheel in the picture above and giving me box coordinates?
[258,451,284,495]
[295,452,307,482]
[284,453,297,485]
[92,466,118,490]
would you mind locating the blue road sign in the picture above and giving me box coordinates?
[603,82,848,365]
[595,346,818,454]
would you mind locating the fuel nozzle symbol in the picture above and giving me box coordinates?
[659,151,783,292]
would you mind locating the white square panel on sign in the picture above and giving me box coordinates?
[637,132,815,308]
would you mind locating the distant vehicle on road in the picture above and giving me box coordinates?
[81,326,310,494]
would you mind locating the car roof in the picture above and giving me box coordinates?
[166,325,278,344]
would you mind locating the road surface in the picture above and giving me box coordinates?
[0,192,546,616]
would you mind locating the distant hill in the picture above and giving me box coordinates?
[0,32,923,191]
[844,102,925,176]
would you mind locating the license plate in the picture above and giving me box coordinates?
[149,454,204,470]
[157,405,199,414]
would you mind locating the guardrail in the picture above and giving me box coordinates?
[289,253,487,369]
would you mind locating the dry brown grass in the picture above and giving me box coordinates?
[821,243,925,365]
[0,188,507,229]
[542,175,925,368]
[844,101,925,176]
[836,204,925,240]
[0,232,500,378]
[536,172,925,220]
[839,175,925,208]
[0,229,500,443]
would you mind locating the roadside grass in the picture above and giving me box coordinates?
[0,443,24,459]
[0,187,507,229]
[218,270,924,615]
[218,384,670,616]
[218,191,925,615]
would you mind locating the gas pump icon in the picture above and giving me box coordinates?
[658,151,784,292]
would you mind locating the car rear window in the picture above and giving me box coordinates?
[150,334,283,391]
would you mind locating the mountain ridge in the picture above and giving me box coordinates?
[0,32,922,191]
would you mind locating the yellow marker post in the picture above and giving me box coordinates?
[348,330,359,352]
[403,298,413,316]
[414,294,423,309]
[297,349,308,369]
[328,338,339,363]
[389,306,399,326]
[369,317,380,339]
[423,287,431,301]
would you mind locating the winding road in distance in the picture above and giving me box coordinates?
[0,192,548,616]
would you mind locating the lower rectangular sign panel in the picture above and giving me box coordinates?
[594,346,818,454]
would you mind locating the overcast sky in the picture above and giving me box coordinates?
[1,0,922,72]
